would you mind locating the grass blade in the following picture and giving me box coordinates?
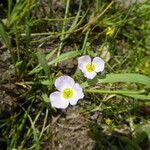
[0,23,11,50]
[85,89,150,100]
[27,113,41,150]
[0,23,15,64]
[85,89,144,95]
[123,94,150,100]
[82,73,150,88]
[37,51,50,77]
[98,73,150,87]
[48,50,81,65]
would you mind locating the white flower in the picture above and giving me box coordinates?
[50,76,84,109]
[78,55,105,79]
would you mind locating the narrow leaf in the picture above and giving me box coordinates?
[48,50,81,65]
[42,93,50,103]
[85,89,145,95]
[82,73,150,88]
[37,51,49,77]
[98,73,150,87]
[123,94,150,100]
[0,23,11,50]
[28,49,57,75]
[85,89,150,100]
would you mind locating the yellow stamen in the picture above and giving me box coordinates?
[62,88,74,99]
[86,63,95,72]
[106,27,115,37]
[105,118,112,125]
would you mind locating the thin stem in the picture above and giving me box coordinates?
[56,0,70,66]
[82,29,90,54]
[82,0,114,32]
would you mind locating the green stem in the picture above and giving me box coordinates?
[82,29,90,54]
[56,0,70,66]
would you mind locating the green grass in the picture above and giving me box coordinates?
[0,0,150,149]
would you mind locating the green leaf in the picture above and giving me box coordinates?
[46,48,57,60]
[0,23,11,50]
[41,80,52,86]
[85,89,145,95]
[25,20,31,49]
[29,50,79,75]
[42,93,50,103]
[123,94,150,100]
[7,0,37,28]
[120,136,141,150]
[143,127,150,140]
[82,73,150,88]
[41,79,54,89]
[98,73,150,87]
[85,89,150,100]
[28,49,57,75]
[48,50,81,65]
[27,112,41,150]
[37,51,49,77]
[28,64,41,75]
[0,23,16,64]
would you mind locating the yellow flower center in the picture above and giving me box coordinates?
[106,27,115,37]
[62,88,74,99]
[86,63,95,72]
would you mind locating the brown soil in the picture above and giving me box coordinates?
[49,106,95,150]
[0,44,17,117]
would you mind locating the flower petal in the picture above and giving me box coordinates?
[73,83,84,99]
[78,55,91,72]
[69,83,84,105]
[92,57,105,72]
[50,91,69,109]
[84,71,97,79]
[55,76,75,91]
